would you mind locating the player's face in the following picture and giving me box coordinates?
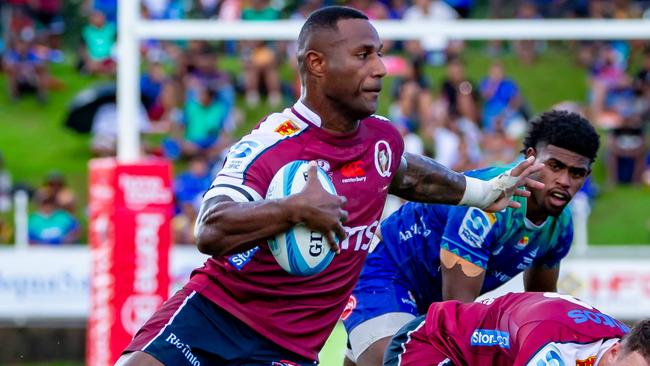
[322,19,386,120]
[526,144,591,217]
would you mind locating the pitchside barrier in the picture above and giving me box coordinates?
[1,245,649,322]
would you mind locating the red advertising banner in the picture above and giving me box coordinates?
[87,158,173,366]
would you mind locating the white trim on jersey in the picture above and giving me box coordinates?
[203,108,310,204]
[524,338,619,366]
[203,182,263,203]
[293,100,322,127]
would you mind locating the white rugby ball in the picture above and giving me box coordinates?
[266,160,338,276]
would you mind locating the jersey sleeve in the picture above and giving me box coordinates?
[440,206,498,269]
[537,214,574,269]
[202,134,270,203]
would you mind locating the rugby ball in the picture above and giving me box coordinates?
[266,160,338,276]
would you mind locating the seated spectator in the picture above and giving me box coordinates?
[403,0,460,66]
[241,0,282,106]
[481,118,518,165]
[30,0,65,57]
[389,57,433,136]
[173,156,212,209]
[80,10,116,76]
[0,153,12,214]
[146,79,183,133]
[479,61,524,134]
[28,192,80,245]
[440,57,479,123]
[37,171,77,214]
[166,85,232,160]
[588,41,632,126]
[431,111,482,171]
[3,35,49,102]
[606,116,648,185]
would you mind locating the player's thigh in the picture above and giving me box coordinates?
[115,351,163,366]
[357,336,392,366]
[344,280,418,363]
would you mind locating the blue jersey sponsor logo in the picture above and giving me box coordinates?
[567,309,630,333]
[535,349,565,366]
[227,247,259,270]
[458,209,495,248]
[470,329,510,349]
[229,140,261,158]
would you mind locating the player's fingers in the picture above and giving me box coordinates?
[515,162,544,182]
[306,161,319,183]
[338,195,347,206]
[519,176,544,191]
[340,209,349,223]
[508,200,522,209]
[512,188,531,197]
[325,231,341,254]
[509,156,535,177]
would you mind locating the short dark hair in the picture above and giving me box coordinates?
[521,110,600,162]
[297,6,368,53]
[621,318,650,362]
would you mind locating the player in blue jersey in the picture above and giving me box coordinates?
[342,110,601,366]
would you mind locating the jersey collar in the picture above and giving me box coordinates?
[292,100,322,128]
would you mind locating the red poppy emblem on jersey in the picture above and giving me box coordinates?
[340,295,357,320]
[274,120,300,136]
[341,160,366,178]
[576,356,596,366]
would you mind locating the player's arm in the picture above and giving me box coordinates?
[388,153,543,212]
[195,163,347,256]
[440,249,486,302]
[523,265,559,292]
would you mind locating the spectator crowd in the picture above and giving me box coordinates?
[1,0,649,245]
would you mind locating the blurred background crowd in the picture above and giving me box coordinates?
[0,0,649,246]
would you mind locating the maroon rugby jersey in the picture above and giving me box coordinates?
[406,292,629,365]
[186,101,404,360]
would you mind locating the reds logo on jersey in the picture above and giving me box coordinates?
[374,140,392,177]
[274,120,300,136]
[576,356,596,366]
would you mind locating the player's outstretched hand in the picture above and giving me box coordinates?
[483,156,545,212]
[288,161,348,254]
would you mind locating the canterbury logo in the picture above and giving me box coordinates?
[341,160,365,178]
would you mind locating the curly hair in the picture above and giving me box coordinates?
[521,110,600,162]
[621,318,650,362]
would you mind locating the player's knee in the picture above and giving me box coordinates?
[114,351,164,366]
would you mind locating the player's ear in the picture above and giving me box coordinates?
[304,50,326,78]
[604,342,621,364]
[524,147,536,160]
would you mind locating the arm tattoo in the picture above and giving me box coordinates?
[389,153,466,204]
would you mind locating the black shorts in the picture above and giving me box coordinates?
[124,287,317,366]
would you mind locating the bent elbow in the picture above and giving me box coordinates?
[195,224,229,257]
